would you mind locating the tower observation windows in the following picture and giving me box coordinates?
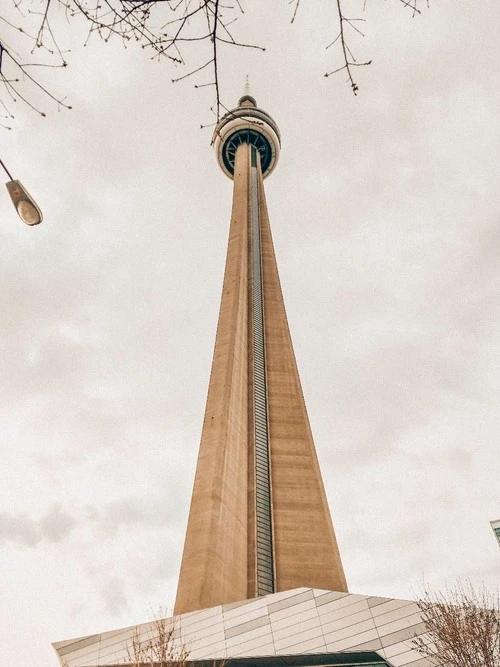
[223,129,272,176]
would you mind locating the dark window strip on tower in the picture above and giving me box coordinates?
[224,130,273,176]
[250,144,275,596]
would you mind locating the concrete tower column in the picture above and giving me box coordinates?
[174,95,347,617]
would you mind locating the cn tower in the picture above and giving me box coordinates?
[174,93,347,615]
[54,94,434,667]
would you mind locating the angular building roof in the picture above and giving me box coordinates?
[53,587,432,667]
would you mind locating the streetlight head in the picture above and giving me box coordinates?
[6,180,43,226]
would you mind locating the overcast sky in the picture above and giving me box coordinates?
[1,2,499,666]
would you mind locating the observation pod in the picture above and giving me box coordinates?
[213,94,281,179]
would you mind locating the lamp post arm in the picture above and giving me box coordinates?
[0,158,14,181]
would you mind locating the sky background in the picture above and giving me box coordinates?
[1,1,499,665]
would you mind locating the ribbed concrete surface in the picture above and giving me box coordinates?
[173,144,251,615]
[256,165,346,595]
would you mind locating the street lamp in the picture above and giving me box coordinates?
[1,158,43,226]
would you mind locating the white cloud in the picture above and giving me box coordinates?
[0,505,76,547]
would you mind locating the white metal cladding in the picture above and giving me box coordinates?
[53,588,438,667]
[250,145,275,596]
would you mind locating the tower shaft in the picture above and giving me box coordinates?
[174,139,347,616]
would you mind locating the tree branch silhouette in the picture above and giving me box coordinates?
[0,0,430,127]
[412,581,500,667]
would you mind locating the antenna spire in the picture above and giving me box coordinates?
[238,77,257,108]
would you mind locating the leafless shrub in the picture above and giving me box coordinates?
[126,611,189,667]
[412,581,500,667]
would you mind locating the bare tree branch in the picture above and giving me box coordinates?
[412,581,500,667]
[0,0,431,126]
[126,610,190,667]
[323,0,371,94]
